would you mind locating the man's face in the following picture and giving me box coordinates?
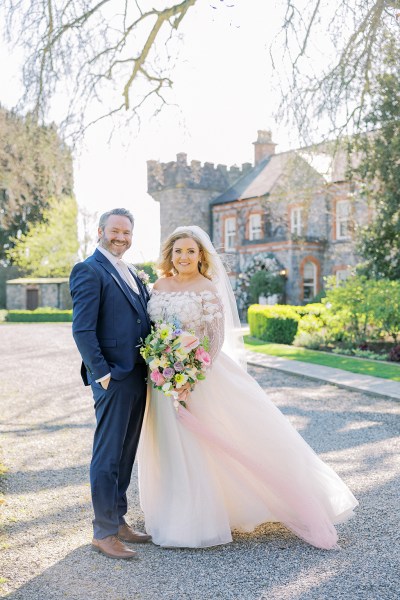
[98,214,133,258]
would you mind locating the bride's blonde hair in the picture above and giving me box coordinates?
[158,229,213,280]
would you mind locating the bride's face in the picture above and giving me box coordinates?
[172,237,201,276]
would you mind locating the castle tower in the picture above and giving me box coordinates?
[147,152,252,244]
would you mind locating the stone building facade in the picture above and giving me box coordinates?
[6,278,71,310]
[147,131,368,305]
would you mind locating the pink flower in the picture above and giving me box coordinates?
[178,332,200,353]
[150,370,165,386]
[165,346,172,354]
[195,346,211,367]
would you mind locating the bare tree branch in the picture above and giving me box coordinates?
[1,0,200,139]
[273,0,400,143]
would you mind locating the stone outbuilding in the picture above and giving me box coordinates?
[6,278,72,310]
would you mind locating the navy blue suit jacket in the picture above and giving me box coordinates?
[70,249,151,386]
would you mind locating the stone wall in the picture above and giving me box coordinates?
[6,284,26,309]
[147,153,252,244]
[6,281,71,310]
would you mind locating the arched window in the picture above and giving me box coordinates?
[303,262,317,301]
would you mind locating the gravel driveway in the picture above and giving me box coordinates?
[0,324,399,600]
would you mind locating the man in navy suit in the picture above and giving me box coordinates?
[70,208,152,559]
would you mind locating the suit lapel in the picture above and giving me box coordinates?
[94,249,144,314]
[128,267,150,302]
[128,267,151,327]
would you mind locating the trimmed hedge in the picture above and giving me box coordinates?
[6,308,73,322]
[291,303,327,318]
[248,305,300,344]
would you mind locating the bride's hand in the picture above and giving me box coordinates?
[177,382,191,402]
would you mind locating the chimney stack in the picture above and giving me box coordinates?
[253,130,277,165]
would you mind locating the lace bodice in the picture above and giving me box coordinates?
[147,290,224,361]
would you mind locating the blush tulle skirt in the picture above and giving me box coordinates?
[138,352,358,549]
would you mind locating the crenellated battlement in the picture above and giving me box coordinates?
[147,153,252,194]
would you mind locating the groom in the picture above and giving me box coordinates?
[70,208,152,559]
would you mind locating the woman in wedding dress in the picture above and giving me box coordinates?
[138,226,358,550]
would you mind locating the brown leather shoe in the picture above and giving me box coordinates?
[118,523,152,543]
[92,535,138,559]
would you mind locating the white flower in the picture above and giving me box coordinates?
[137,270,150,285]
[159,354,169,368]
[149,358,160,370]
[186,367,198,379]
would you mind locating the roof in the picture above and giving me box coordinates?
[7,278,69,285]
[211,141,354,206]
[210,157,271,205]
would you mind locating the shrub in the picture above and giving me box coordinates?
[331,347,353,356]
[352,349,388,360]
[331,347,389,361]
[248,305,299,344]
[367,280,400,342]
[323,275,377,344]
[293,305,329,348]
[248,270,285,304]
[310,289,327,303]
[6,307,73,322]
[389,345,400,362]
[293,331,326,349]
[323,276,400,344]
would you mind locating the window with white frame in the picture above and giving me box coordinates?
[249,213,262,240]
[303,261,317,301]
[224,217,236,250]
[290,207,303,236]
[336,268,351,284]
[336,200,351,239]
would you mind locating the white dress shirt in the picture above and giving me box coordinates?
[95,245,140,383]
[97,245,139,293]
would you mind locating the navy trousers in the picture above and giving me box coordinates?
[90,364,147,539]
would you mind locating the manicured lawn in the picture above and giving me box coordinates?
[244,336,400,381]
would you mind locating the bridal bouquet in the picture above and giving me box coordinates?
[140,319,211,408]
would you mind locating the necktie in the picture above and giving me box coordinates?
[117,260,140,294]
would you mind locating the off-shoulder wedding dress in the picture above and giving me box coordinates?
[138,289,358,550]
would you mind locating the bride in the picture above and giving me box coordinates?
[138,226,358,550]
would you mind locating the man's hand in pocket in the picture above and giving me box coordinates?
[100,376,111,390]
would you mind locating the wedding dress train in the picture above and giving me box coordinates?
[138,290,358,550]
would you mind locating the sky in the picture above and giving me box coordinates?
[0,1,302,263]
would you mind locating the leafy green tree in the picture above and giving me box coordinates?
[324,274,400,344]
[248,270,285,304]
[352,43,400,279]
[323,275,378,344]
[0,107,74,261]
[7,196,79,277]
[368,279,400,343]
